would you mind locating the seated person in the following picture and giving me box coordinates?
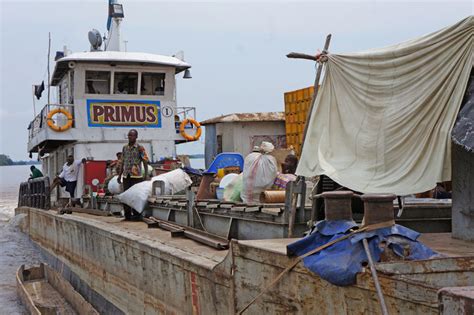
[110,152,122,174]
[29,165,43,180]
[86,81,98,94]
[116,81,128,94]
[282,154,298,174]
[433,182,452,199]
[104,152,123,194]
[154,86,164,95]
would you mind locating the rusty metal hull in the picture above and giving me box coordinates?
[15,207,474,314]
[232,240,474,314]
[15,207,233,314]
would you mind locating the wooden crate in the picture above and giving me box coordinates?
[284,86,314,156]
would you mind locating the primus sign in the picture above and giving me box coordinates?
[87,100,161,128]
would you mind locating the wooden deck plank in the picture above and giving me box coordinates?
[419,233,474,257]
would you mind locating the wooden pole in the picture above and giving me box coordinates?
[296,33,331,156]
[362,238,389,315]
[287,52,320,61]
[286,34,332,232]
[31,85,36,116]
[47,32,51,105]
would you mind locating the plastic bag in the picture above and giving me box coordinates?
[223,173,243,202]
[273,173,297,189]
[260,141,275,153]
[117,169,193,213]
[107,176,123,194]
[241,152,278,203]
[141,164,154,177]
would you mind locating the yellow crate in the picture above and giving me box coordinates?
[284,86,315,157]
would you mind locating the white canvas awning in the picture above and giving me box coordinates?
[296,16,474,195]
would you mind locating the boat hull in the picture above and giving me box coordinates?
[15,206,474,314]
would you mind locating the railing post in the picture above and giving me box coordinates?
[44,177,51,210]
[27,181,32,207]
[186,186,195,228]
[18,183,24,207]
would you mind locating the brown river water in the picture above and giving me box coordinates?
[0,165,43,314]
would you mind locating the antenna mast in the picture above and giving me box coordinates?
[47,32,51,104]
[105,0,124,51]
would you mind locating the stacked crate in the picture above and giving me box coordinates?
[284,86,314,156]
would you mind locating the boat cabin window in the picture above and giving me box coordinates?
[114,72,138,94]
[141,73,166,96]
[85,71,111,94]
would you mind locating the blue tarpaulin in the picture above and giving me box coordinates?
[287,221,440,286]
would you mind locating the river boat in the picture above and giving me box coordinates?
[27,0,198,206]
[16,1,474,314]
[16,263,98,315]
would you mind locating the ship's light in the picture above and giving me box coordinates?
[109,3,124,18]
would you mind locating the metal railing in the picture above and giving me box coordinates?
[176,106,196,121]
[18,177,51,210]
[174,107,198,134]
[28,104,75,141]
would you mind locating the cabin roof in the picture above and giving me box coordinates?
[51,51,191,85]
[200,112,285,125]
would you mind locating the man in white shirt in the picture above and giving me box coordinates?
[50,155,86,206]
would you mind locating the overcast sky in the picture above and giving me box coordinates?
[0,0,472,160]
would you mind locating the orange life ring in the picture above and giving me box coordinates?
[47,108,73,132]
[179,118,202,141]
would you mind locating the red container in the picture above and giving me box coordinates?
[83,160,107,192]
[162,159,180,170]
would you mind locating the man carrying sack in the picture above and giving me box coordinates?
[117,129,149,220]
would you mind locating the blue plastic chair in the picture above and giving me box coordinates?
[205,152,244,174]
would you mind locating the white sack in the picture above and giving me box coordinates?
[241,152,278,203]
[156,169,193,194]
[107,176,123,194]
[297,17,473,195]
[117,180,152,213]
[117,169,193,213]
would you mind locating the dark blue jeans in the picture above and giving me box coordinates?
[122,176,143,218]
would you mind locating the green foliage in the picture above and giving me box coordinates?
[0,154,39,166]
[0,154,14,166]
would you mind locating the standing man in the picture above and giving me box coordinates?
[50,155,86,206]
[118,129,149,220]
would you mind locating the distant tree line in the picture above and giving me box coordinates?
[0,154,39,166]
